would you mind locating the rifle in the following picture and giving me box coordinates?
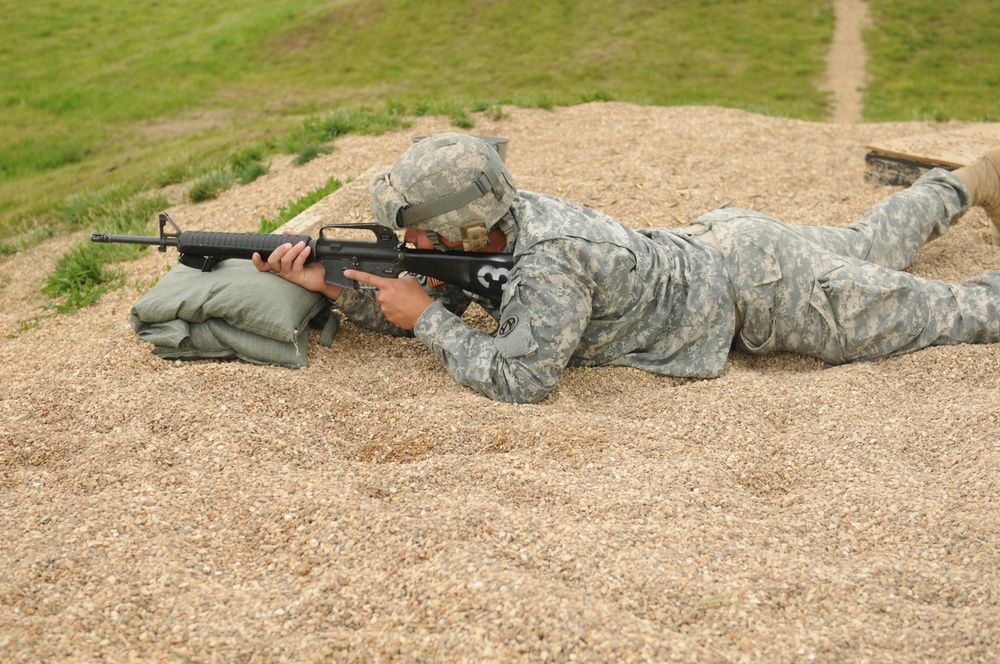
[91,213,513,302]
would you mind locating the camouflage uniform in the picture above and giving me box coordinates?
[337,168,1000,403]
[705,168,999,363]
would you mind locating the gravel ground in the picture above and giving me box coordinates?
[2,103,999,662]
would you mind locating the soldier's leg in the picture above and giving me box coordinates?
[796,145,1000,263]
[792,168,969,270]
[713,216,1000,363]
[792,261,1000,364]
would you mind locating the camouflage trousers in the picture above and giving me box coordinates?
[696,168,1000,364]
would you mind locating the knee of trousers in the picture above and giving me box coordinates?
[738,262,960,364]
[797,263,1000,363]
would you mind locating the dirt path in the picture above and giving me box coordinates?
[824,0,871,123]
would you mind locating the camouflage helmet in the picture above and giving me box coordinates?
[369,133,516,250]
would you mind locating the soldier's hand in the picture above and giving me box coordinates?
[253,241,344,301]
[343,270,433,330]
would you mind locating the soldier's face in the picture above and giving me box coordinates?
[404,227,508,253]
[404,228,463,250]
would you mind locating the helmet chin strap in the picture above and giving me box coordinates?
[496,210,515,247]
[424,231,451,252]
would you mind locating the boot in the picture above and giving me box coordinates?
[954,146,1000,245]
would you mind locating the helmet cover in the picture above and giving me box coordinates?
[369,133,516,248]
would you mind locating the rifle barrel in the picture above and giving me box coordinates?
[91,233,175,246]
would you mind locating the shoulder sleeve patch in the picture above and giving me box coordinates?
[493,301,537,359]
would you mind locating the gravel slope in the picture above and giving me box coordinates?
[2,103,999,662]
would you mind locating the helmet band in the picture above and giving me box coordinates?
[399,148,506,226]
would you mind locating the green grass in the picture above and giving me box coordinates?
[186,144,275,203]
[259,177,343,234]
[243,0,835,116]
[864,1,1000,121]
[279,101,413,155]
[43,193,168,313]
[187,169,236,203]
[0,0,327,180]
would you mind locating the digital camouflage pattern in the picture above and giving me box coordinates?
[368,133,517,243]
[704,168,1000,363]
[340,190,737,404]
[336,168,1000,404]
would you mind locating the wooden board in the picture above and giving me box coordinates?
[273,165,383,236]
[865,125,1000,186]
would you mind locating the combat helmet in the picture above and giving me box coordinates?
[369,133,516,250]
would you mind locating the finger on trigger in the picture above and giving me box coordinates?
[344,269,383,289]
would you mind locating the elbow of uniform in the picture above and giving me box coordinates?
[487,365,555,405]
[501,385,550,405]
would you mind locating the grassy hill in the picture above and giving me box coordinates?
[865,0,1000,122]
[1,0,835,245]
[1,0,998,251]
